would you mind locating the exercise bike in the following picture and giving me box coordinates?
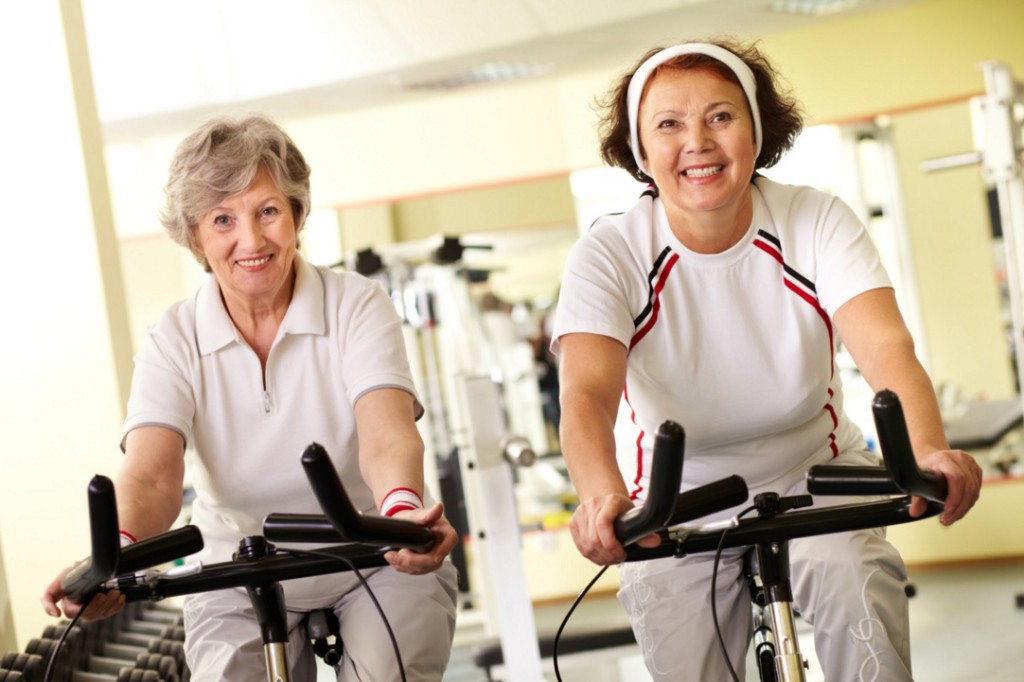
[561,389,948,682]
[55,442,436,682]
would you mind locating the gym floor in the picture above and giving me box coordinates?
[440,560,1024,682]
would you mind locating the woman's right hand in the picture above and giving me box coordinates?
[569,492,661,566]
[41,563,125,621]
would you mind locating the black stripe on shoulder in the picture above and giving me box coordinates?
[756,229,780,249]
[785,263,816,292]
[759,229,816,293]
[633,246,672,328]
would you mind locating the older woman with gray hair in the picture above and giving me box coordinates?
[43,114,459,681]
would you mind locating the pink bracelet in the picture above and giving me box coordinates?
[119,530,137,548]
[380,487,423,517]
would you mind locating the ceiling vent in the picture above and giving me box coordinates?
[396,61,554,91]
[768,0,874,15]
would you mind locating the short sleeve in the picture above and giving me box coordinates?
[550,225,639,357]
[339,280,424,419]
[813,196,893,316]
[121,308,196,450]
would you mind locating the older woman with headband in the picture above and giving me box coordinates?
[42,114,459,681]
[552,39,982,680]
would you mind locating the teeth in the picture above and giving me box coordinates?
[238,256,270,267]
[684,166,722,178]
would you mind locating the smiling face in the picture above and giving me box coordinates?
[194,168,297,314]
[638,67,757,250]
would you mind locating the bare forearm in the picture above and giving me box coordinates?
[857,338,950,459]
[560,390,626,502]
[361,440,426,507]
[355,388,427,506]
[117,426,187,540]
[115,467,184,539]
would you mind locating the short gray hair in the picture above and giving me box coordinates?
[159,114,312,271]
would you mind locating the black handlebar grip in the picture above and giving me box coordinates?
[118,525,205,574]
[62,475,120,602]
[873,389,948,502]
[300,443,434,552]
[806,466,902,496]
[666,475,749,527]
[613,421,685,547]
[263,514,345,543]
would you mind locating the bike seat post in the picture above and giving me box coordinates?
[236,536,292,682]
[754,541,808,681]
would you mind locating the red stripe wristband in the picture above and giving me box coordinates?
[119,530,137,548]
[380,487,423,517]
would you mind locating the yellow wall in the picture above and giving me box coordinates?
[762,0,1024,126]
[392,176,576,242]
[889,477,1024,565]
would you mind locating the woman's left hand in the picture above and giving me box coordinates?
[910,449,984,525]
[383,503,459,574]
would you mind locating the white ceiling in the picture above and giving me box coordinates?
[82,0,919,136]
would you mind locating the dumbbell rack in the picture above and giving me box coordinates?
[0,601,189,682]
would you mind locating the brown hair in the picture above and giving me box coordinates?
[598,38,803,183]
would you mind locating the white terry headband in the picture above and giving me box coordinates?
[627,43,763,177]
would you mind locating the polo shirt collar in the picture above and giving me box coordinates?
[195,254,326,356]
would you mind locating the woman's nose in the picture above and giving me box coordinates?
[238,218,265,248]
[683,124,713,152]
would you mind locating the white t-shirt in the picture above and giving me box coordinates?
[553,177,892,503]
[123,255,424,567]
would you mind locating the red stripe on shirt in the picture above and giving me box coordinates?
[757,236,841,457]
[622,383,647,501]
[629,253,680,351]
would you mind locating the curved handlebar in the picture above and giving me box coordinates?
[60,475,206,601]
[612,421,750,547]
[807,389,948,502]
[61,476,120,601]
[613,421,685,546]
[263,442,433,552]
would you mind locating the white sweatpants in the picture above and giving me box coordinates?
[182,561,458,681]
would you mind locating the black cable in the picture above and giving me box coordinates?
[284,548,407,682]
[43,603,86,682]
[553,564,609,682]
[710,505,756,682]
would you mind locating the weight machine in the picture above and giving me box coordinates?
[922,60,1024,610]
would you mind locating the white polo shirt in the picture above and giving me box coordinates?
[123,255,424,567]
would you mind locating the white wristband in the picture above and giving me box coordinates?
[380,488,423,517]
[119,530,137,548]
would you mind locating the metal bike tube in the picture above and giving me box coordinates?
[755,542,807,682]
[247,581,291,682]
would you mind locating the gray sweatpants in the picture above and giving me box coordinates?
[619,474,913,682]
[182,561,458,681]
